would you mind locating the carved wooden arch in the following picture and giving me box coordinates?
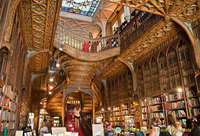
[171,17,200,68]
[166,43,177,57]
[117,58,136,91]
[23,49,50,85]
[149,56,158,65]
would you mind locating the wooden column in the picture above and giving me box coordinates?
[62,91,66,127]
[92,99,95,124]
[62,98,65,127]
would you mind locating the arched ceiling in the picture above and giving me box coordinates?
[94,1,118,21]
[58,17,101,38]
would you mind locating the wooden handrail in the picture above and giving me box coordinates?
[80,112,92,131]
[55,23,120,53]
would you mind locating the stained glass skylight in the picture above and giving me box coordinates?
[61,0,100,16]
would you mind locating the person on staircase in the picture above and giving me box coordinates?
[73,105,81,131]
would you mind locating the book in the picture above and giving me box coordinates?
[166,101,185,110]
[165,93,183,101]
[148,97,162,105]
[149,105,162,112]
[168,110,186,117]
[188,98,199,107]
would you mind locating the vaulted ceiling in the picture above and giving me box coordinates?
[58,16,101,38]
[20,0,62,74]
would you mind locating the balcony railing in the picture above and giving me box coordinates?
[120,11,161,51]
[54,11,161,54]
[55,23,120,53]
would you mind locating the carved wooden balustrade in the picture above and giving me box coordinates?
[54,12,162,55]
[120,11,161,51]
[55,23,120,53]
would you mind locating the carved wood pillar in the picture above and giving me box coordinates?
[62,91,66,127]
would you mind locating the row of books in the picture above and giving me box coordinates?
[121,105,128,110]
[188,98,199,107]
[189,108,200,117]
[111,112,121,116]
[178,119,187,126]
[142,107,147,113]
[149,105,162,112]
[142,113,148,119]
[164,93,183,101]
[168,110,186,117]
[148,97,162,105]
[121,110,129,115]
[113,107,120,111]
[182,69,193,76]
[111,122,122,126]
[0,110,10,120]
[186,90,196,97]
[160,70,168,76]
[150,112,164,118]
[165,101,185,109]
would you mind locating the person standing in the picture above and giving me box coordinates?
[167,114,183,136]
[39,121,48,136]
[73,105,81,130]
[182,119,192,136]
[149,117,161,136]
[191,114,200,136]
[105,121,113,136]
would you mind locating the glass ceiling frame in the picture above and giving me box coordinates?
[61,0,101,17]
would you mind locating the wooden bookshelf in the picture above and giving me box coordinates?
[0,9,26,136]
[136,38,200,128]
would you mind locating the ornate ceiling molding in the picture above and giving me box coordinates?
[109,0,199,22]
[20,0,62,74]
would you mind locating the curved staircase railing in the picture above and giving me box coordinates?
[55,23,120,53]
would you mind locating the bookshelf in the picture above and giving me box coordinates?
[151,58,160,93]
[143,62,152,96]
[140,99,148,127]
[186,86,200,117]
[148,95,165,125]
[0,9,26,136]
[159,53,170,91]
[137,66,144,97]
[109,106,121,128]
[136,39,200,128]
[163,92,187,126]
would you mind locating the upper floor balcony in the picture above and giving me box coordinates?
[54,11,161,61]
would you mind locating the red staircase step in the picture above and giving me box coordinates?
[66,110,84,136]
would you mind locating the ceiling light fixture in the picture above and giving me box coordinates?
[177,88,183,93]
[49,77,54,82]
[56,62,60,68]
[49,85,53,90]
